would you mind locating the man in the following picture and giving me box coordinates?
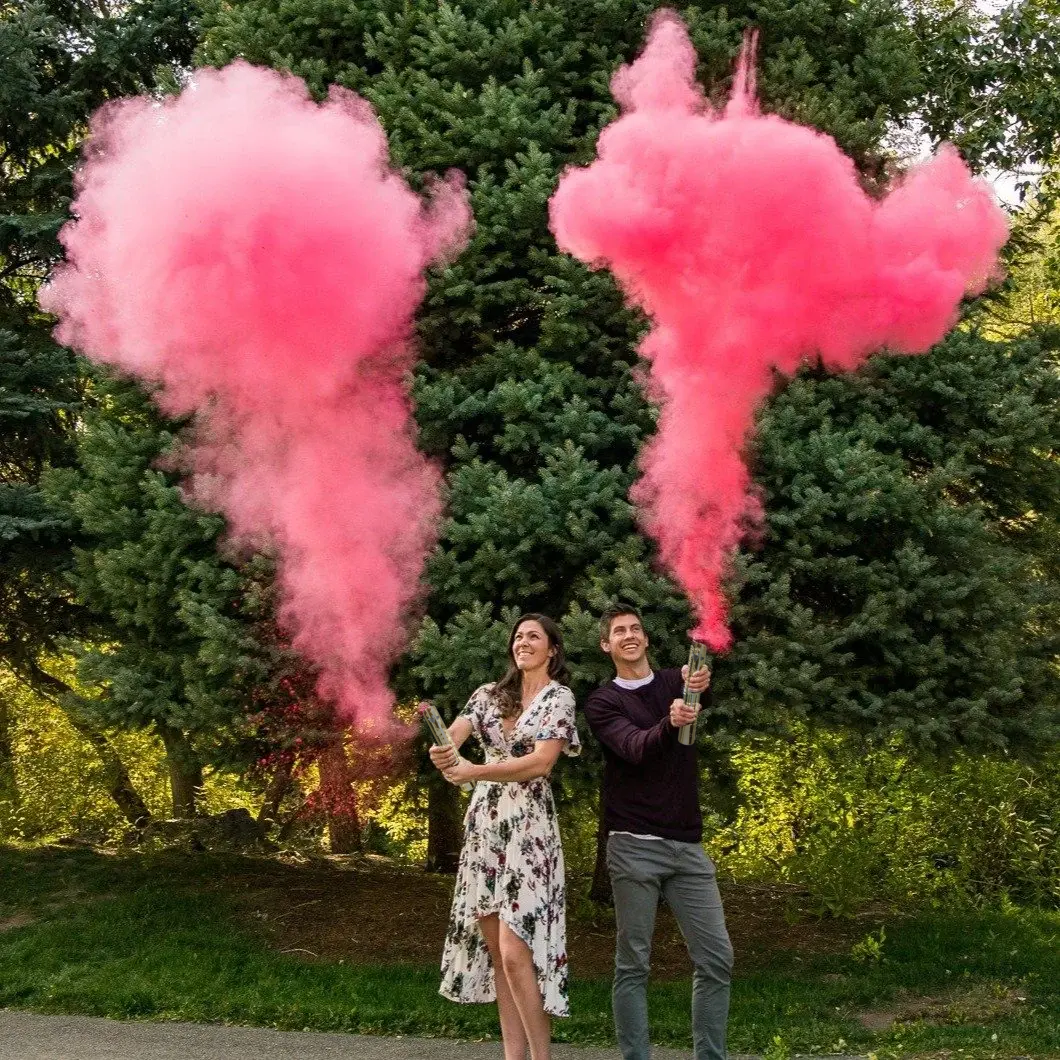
[583,604,732,1060]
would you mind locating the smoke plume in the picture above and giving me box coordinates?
[42,62,471,726]
[549,12,1007,650]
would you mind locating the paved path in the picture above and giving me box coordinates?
[0,1010,869,1060]
[0,1010,694,1060]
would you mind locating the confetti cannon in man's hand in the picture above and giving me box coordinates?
[678,641,711,746]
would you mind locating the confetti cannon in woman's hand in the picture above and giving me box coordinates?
[678,641,710,746]
[418,701,473,792]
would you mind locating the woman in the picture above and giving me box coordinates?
[429,613,580,1060]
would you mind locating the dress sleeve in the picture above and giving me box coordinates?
[536,685,581,758]
[458,683,494,740]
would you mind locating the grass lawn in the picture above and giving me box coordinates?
[0,843,1056,1058]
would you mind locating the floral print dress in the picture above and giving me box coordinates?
[439,680,580,1017]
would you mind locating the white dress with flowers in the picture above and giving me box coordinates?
[439,680,580,1017]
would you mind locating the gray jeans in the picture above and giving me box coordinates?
[607,833,733,1060]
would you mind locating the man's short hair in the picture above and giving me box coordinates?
[599,603,645,642]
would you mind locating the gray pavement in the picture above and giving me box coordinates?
[0,1010,868,1060]
[0,1010,691,1060]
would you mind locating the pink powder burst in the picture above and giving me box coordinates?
[549,10,1007,651]
[42,62,472,729]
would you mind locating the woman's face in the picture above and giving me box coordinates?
[511,620,553,674]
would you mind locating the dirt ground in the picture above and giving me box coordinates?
[217,854,881,978]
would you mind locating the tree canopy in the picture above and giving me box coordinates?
[1,0,198,684]
[2,0,1058,842]
[198,0,1060,752]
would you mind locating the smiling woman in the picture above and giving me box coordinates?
[425,613,580,1060]
[491,614,570,721]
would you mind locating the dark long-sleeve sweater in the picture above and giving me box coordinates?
[583,668,704,843]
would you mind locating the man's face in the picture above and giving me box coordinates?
[601,613,648,665]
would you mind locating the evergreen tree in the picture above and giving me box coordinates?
[1,0,197,823]
[980,204,1060,338]
[725,329,1060,751]
[45,373,371,833]
[199,1,1060,870]
[42,379,248,815]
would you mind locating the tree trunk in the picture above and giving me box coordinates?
[276,793,309,842]
[0,693,21,824]
[425,772,462,873]
[589,795,613,904]
[156,722,203,818]
[67,710,153,827]
[257,756,294,827]
[317,736,361,854]
[23,662,152,827]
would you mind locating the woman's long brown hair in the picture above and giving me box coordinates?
[493,613,570,719]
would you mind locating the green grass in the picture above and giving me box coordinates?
[1,844,1057,1057]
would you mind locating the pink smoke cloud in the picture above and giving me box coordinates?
[41,61,472,728]
[549,11,1008,651]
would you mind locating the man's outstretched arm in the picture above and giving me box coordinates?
[584,694,677,764]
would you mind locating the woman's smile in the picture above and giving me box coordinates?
[513,621,551,671]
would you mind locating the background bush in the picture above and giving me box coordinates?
[5,666,1056,916]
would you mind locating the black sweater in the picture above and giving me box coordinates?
[583,668,703,843]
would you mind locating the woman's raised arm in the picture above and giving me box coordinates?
[447,715,473,751]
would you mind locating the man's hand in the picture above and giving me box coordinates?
[680,664,711,693]
[669,698,699,729]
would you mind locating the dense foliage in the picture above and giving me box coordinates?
[1,0,1057,893]
[1,0,199,681]
[198,0,1060,748]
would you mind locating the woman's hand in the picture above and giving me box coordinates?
[430,744,476,785]
[443,757,478,786]
[429,743,458,772]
